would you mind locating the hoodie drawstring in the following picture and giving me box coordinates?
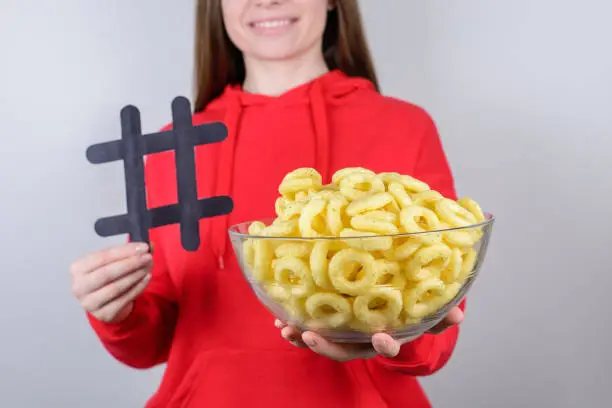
[211,92,242,269]
[309,80,331,186]
[210,76,336,270]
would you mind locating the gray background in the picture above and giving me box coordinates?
[0,0,610,407]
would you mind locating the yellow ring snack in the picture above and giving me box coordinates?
[320,183,340,192]
[339,173,386,201]
[458,197,486,223]
[264,283,291,303]
[373,259,406,291]
[340,228,393,252]
[383,196,402,215]
[381,172,430,193]
[388,182,413,209]
[440,248,463,284]
[273,256,315,297]
[411,190,443,210]
[350,213,399,235]
[275,242,311,259]
[353,287,403,327]
[405,243,452,281]
[282,295,309,321]
[310,240,334,290]
[400,205,441,233]
[278,167,322,199]
[299,197,327,237]
[399,205,442,245]
[459,248,478,282]
[443,230,478,248]
[243,221,268,267]
[278,200,308,221]
[361,210,398,224]
[253,239,273,281]
[275,197,288,217]
[244,241,255,267]
[346,192,394,216]
[264,219,298,237]
[295,191,309,202]
[332,167,376,185]
[244,166,487,334]
[378,172,403,185]
[404,277,446,318]
[441,282,462,306]
[399,175,430,193]
[427,281,463,312]
[435,198,477,227]
[248,221,267,235]
[326,193,348,236]
[328,248,377,296]
[382,237,421,261]
[305,292,353,328]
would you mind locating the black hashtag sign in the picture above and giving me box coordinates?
[86,96,234,252]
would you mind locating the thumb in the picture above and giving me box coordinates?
[371,333,400,358]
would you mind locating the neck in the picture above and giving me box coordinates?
[242,50,329,96]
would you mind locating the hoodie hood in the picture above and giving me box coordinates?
[206,69,376,269]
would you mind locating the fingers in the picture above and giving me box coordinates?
[277,321,396,361]
[371,333,401,357]
[276,320,308,348]
[70,242,149,277]
[81,266,151,312]
[277,310,463,363]
[427,307,464,334]
[446,306,465,325]
[281,325,308,348]
[301,331,377,362]
[92,273,152,323]
[70,242,154,324]
[72,253,152,298]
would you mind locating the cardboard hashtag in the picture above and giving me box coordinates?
[86,96,233,251]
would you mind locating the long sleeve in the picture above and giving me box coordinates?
[86,237,178,369]
[86,147,179,369]
[374,110,465,375]
[373,300,465,376]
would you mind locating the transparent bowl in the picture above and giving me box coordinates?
[229,214,495,343]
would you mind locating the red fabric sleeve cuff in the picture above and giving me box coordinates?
[86,297,144,340]
[375,334,436,370]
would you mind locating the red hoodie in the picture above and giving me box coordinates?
[87,70,464,408]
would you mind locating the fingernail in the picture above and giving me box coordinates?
[140,253,152,262]
[135,243,149,253]
[143,274,152,282]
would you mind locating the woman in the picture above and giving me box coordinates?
[70,0,465,407]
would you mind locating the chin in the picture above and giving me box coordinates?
[246,45,309,62]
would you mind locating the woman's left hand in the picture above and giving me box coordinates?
[275,306,464,362]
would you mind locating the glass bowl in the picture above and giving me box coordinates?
[228,215,494,343]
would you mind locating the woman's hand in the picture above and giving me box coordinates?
[70,242,153,323]
[276,306,464,362]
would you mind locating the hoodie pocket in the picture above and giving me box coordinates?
[167,347,359,408]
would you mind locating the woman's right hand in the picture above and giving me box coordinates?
[70,242,153,324]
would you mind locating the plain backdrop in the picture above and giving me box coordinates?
[1,1,610,407]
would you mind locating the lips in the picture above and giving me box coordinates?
[248,17,299,32]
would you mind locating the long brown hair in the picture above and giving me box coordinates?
[193,0,380,113]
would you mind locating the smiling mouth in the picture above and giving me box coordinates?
[249,17,299,30]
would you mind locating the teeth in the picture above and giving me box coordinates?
[255,19,291,29]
